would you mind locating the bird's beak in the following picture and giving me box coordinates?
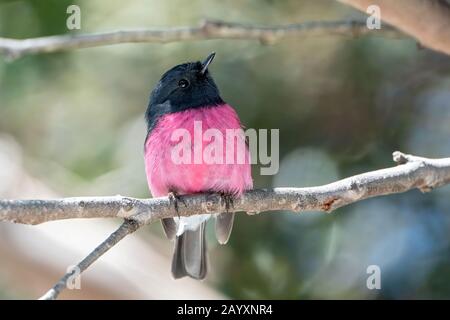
[200,52,216,75]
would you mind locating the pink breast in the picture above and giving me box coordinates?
[144,104,253,197]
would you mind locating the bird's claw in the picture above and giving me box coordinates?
[168,191,187,219]
[219,192,235,212]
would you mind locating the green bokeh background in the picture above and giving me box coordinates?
[1,0,450,299]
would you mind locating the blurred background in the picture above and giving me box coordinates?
[1,0,450,299]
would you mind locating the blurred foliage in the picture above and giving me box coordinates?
[1,0,450,299]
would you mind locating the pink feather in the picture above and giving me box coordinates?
[145,104,253,198]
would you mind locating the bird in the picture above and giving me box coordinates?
[144,52,253,279]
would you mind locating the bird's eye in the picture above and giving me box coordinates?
[178,79,190,88]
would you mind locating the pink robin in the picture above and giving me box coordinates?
[144,53,253,279]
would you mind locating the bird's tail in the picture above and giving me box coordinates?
[171,221,207,279]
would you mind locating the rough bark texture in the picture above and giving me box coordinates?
[2,152,450,228]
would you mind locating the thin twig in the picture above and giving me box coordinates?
[2,151,450,227]
[38,219,141,300]
[0,19,402,60]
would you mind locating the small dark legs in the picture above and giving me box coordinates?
[168,191,187,219]
[219,192,235,212]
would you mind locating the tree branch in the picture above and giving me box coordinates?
[38,219,140,300]
[339,0,450,55]
[1,151,449,299]
[0,19,402,60]
[2,151,450,227]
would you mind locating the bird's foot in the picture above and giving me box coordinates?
[219,192,235,212]
[168,191,187,219]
